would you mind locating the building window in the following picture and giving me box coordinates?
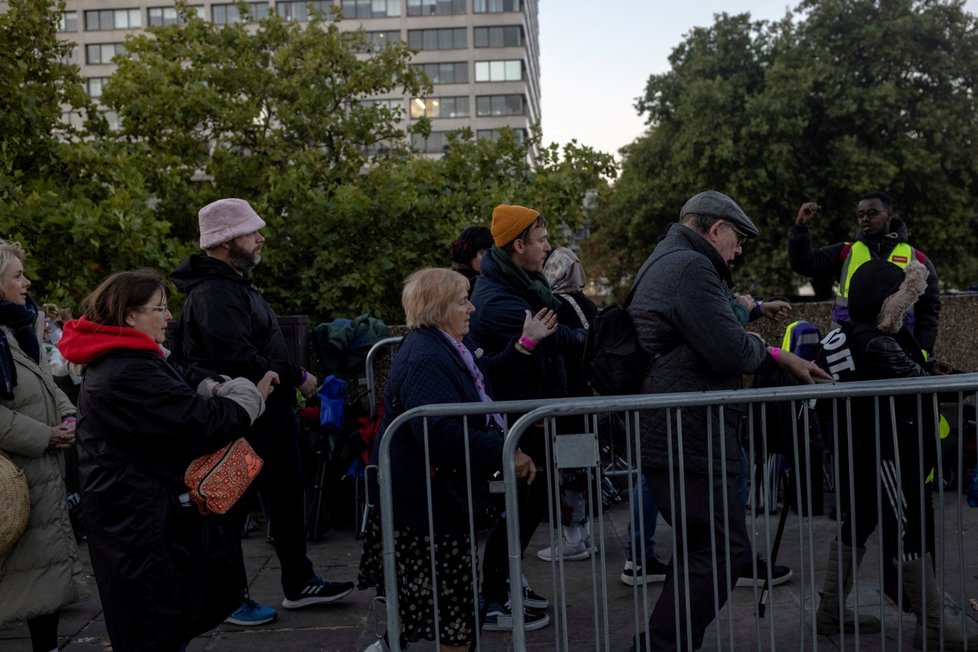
[474,59,523,82]
[84,8,142,31]
[407,0,466,16]
[413,62,468,85]
[212,2,269,24]
[360,30,401,52]
[407,28,467,51]
[59,11,78,33]
[474,0,521,13]
[477,127,527,143]
[59,45,80,66]
[410,96,469,119]
[475,94,524,116]
[85,42,126,65]
[276,1,331,21]
[411,131,460,153]
[473,25,522,48]
[367,98,403,111]
[86,77,110,99]
[148,5,201,26]
[340,0,401,19]
[147,6,179,25]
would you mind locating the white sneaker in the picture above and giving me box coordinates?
[363,638,389,652]
[537,525,590,562]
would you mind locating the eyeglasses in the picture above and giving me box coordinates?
[856,208,885,219]
[722,221,747,246]
[139,304,169,313]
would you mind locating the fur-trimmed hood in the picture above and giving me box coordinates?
[848,258,928,333]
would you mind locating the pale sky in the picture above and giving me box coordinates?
[539,0,978,158]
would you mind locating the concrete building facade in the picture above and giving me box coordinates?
[53,0,540,155]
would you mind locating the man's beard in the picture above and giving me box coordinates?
[228,242,261,274]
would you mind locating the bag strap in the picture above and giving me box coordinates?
[561,294,589,329]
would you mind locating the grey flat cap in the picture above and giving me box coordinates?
[680,190,759,238]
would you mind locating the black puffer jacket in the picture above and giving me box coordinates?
[171,254,302,416]
[76,349,250,651]
[629,224,767,475]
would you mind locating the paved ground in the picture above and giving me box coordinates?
[2,490,977,651]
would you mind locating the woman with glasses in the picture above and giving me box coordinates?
[58,270,278,652]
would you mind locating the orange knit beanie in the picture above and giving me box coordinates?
[491,204,541,247]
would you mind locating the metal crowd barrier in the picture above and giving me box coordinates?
[375,374,978,651]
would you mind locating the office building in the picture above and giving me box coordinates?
[52,0,540,156]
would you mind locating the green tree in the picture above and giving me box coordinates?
[264,127,616,323]
[590,0,978,297]
[0,0,177,305]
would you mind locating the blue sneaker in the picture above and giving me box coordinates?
[224,598,278,626]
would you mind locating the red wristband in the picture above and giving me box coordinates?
[518,335,537,352]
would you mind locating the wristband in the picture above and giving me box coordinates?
[768,347,781,363]
[518,335,537,352]
[300,369,308,385]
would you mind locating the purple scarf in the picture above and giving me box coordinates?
[438,329,505,430]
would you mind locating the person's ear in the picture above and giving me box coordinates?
[125,311,136,327]
[708,221,724,243]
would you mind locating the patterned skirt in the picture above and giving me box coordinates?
[358,509,479,646]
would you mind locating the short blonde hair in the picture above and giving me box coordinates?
[0,241,26,301]
[402,268,469,330]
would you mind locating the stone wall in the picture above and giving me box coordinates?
[747,294,978,372]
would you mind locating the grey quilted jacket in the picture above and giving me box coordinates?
[628,223,767,475]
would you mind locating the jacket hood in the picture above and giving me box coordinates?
[848,258,928,333]
[58,316,164,365]
[171,254,249,293]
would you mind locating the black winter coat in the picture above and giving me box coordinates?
[77,348,251,652]
[171,254,302,417]
[469,254,586,403]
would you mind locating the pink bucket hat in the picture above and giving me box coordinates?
[198,198,267,249]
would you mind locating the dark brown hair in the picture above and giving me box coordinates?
[80,270,167,327]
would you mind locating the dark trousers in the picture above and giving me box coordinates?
[841,451,934,562]
[26,610,59,652]
[647,469,750,652]
[481,427,549,605]
[231,409,314,594]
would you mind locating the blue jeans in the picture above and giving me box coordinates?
[625,474,658,563]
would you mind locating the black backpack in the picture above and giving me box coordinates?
[583,266,654,396]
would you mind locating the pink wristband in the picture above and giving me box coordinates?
[518,335,537,352]
[769,347,781,363]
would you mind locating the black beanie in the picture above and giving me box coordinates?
[449,226,493,266]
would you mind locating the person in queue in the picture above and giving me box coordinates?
[0,241,89,652]
[449,226,494,297]
[58,270,277,651]
[812,259,978,649]
[171,198,354,625]
[359,267,555,651]
[628,190,830,651]
[469,204,587,630]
